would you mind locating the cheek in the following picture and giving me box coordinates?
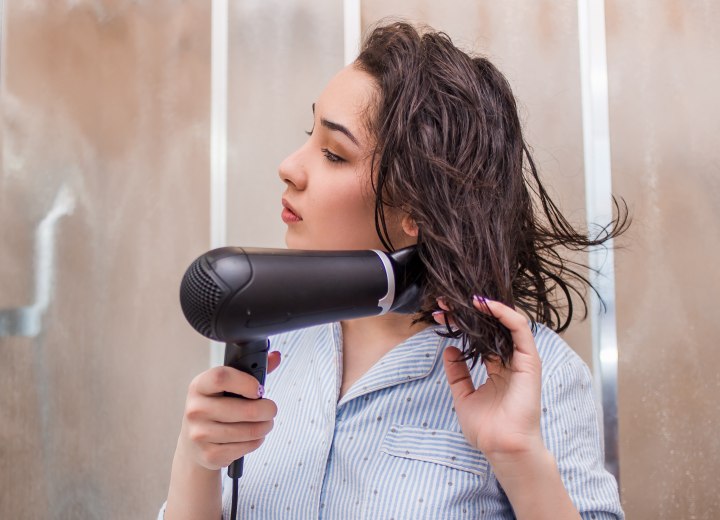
[309,174,379,248]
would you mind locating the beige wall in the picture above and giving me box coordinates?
[606,1,720,517]
[0,2,211,518]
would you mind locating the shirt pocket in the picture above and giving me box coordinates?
[380,424,490,479]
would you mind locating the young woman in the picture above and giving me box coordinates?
[161,22,626,519]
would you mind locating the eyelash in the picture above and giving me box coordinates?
[321,148,344,163]
[306,129,345,163]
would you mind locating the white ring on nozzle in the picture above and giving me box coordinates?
[371,250,395,315]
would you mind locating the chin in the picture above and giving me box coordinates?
[285,228,389,251]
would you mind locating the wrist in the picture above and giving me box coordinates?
[175,430,222,476]
[484,435,547,469]
[488,446,580,520]
[486,439,555,486]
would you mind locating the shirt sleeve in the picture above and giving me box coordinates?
[540,354,625,520]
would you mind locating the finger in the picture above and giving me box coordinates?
[434,298,460,329]
[187,395,278,424]
[267,351,282,374]
[191,419,275,445]
[432,310,448,325]
[472,297,537,357]
[201,438,265,469]
[442,346,476,402]
[437,297,451,312]
[191,366,264,399]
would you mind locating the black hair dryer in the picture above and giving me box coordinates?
[178,246,423,477]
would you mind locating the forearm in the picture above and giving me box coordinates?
[489,447,580,520]
[164,438,223,520]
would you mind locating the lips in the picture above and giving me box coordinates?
[281,198,302,222]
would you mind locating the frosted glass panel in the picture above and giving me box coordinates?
[606,0,720,517]
[0,2,211,518]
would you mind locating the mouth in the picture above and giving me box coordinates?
[281,198,303,223]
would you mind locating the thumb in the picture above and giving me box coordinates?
[267,351,282,374]
[442,346,475,402]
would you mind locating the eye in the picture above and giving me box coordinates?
[321,148,345,163]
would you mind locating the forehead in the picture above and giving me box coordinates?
[315,65,377,138]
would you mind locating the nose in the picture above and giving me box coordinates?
[278,144,308,191]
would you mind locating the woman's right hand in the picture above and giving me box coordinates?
[177,350,282,471]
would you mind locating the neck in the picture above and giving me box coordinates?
[338,312,431,398]
[340,312,429,352]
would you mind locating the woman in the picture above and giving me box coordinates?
[161,22,626,519]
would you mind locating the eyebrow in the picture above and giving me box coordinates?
[312,103,360,147]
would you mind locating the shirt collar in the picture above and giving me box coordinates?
[333,322,446,407]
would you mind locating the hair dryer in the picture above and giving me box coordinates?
[178,246,423,478]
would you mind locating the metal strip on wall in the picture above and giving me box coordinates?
[577,0,620,483]
[343,0,361,66]
[0,0,5,88]
[210,0,229,367]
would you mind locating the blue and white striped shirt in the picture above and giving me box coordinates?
[160,322,623,519]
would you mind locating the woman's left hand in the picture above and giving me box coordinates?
[436,297,545,461]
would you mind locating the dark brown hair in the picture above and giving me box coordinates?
[356,21,630,365]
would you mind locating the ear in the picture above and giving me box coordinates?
[401,213,419,238]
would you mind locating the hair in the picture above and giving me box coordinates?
[355,21,630,366]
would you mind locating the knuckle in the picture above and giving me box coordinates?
[184,401,204,422]
[247,423,263,440]
[188,374,203,395]
[246,438,264,453]
[505,312,525,329]
[210,366,230,389]
[203,445,225,467]
[248,421,271,440]
[185,407,202,423]
[188,426,208,444]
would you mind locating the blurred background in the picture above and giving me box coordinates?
[1,0,718,518]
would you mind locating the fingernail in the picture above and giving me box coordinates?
[473,295,489,304]
[257,385,265,399]
[431,310,444,316]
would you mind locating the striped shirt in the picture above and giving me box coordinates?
[159,322,623,519]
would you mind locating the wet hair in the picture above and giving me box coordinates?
[355,21,630,366]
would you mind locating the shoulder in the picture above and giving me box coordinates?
[531,322,591,384]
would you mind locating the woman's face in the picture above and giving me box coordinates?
[279,65,414,251]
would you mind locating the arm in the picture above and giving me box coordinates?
[537,352,624,519]
[485,444,580,519]
[164,436,223,520]
[163,352,281,520]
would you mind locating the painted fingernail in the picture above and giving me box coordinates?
[257,385,265,399]
[432,310,444,316]
[473,295,489,304]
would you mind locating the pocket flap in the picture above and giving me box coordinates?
[381,424,489,477]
